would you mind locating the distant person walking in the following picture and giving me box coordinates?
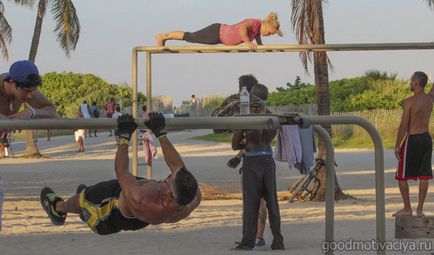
[90,101,100,137]
[141,105,158,166]
[190,94,198,117]
[80,100,92,137]
[106,98,116,136]
[112,104,123,145]
[156,12,282,50]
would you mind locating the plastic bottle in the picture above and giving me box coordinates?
[239,86,250,115]
[0,177,3,232]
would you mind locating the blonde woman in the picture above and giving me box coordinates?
[156,12,282,50]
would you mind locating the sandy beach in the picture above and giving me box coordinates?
[1,130,433,255]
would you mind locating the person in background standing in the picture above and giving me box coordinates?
[112,104,123,145]
[80,100,92,137]
[90,101,100,137]
[106,97,116,136]
[190,94,198,117]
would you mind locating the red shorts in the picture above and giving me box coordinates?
[396,133,433,181]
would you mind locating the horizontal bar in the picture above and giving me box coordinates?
[0,116,281,130]
[134,42,434,54]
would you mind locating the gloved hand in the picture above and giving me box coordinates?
[145,112,167,138]
[227,156,241,169]
[117,114,137,141]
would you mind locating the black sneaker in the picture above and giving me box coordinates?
[76,184,87,195]
[40,187,66,226]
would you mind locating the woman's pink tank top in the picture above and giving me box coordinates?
[219,19,261,45]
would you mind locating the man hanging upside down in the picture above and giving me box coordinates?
[40,113,201,235]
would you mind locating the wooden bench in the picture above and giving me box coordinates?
[395,215,434,239]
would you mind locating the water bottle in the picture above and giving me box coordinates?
[239,86,250,115]
[0,177,3,232]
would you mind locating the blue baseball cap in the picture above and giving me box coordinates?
[3,60,41,87]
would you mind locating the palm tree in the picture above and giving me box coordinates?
[0,0,32,59]
[290,0,347,201]
[29,0,80,62]
[425,0,434,9]
[0,1,12,59]
[290,0,434,201]
[24,0,80,157]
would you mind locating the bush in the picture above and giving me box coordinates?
[40,72,146,117]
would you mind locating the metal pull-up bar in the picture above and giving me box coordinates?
[0,116,281,130]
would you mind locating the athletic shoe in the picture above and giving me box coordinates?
[76,184,87,195]
[255,238,266,247]
[40,187,66,226]
[234,238,266,248]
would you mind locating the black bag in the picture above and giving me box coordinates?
[93,108,100,118]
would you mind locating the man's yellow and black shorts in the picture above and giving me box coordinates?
[78,179,148,235]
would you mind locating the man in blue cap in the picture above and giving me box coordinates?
[0,60,57,120]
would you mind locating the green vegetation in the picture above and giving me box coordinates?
[40,72,146,117]
[191,132,233,143]
[203,96,225,111]
[191,130,398,149]
[268,72,414,112]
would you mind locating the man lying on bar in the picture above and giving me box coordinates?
[40,113,201,235]
[0,60,57,120]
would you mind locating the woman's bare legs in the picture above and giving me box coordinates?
[155,31,186,46]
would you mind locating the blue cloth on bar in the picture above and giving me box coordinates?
[245,151,273,157]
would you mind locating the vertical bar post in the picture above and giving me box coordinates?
[313,125,335,255]
[132,49,139,176]
[146,52,152,179]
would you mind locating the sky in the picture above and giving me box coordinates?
[2,0,434,106]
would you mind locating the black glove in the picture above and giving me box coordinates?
[117,114,137,141]
[227,156,241,169]
[145,112,167,138]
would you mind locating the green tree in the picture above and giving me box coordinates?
[0,1,12,59]
[0,0,32,59]
[40,72,146,118]
[276,76,311,92]
[28,0,80,62]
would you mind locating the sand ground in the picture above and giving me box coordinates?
[0,129,433,255]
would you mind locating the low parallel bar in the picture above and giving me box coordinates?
[0,116,281,130]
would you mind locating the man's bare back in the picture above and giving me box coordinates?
[404,94,433,135]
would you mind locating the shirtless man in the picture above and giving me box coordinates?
[231,96,284,250]
[0,60,57,120]
[393,71,433,217]
[40,113,201,234]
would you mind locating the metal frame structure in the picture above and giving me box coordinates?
[132,42,434,179]
[127,42,434,255]
[0,114,383,255]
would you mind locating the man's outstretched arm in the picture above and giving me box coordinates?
[145,112,184,173]
[114,115,141,198]
[159,136,185,173]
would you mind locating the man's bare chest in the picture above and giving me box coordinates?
[0,96,20,116]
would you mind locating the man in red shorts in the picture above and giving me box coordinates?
[394,71,433,217]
